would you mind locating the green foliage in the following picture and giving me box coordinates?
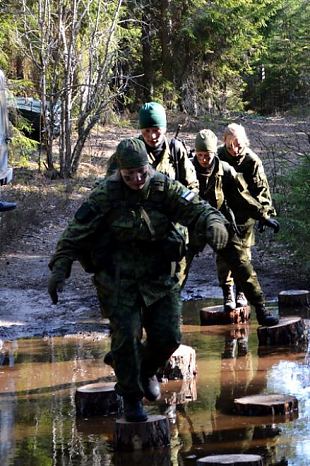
[246,0,310,112]
[278,153,310,274]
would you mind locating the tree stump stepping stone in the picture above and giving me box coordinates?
[197,454,263,465]
[157,344,196,380]
[278,289,310,314]
[200,304,251,326]
[114,414,170,451]
[234,393,298,417]
[257,316,306,346]
[75,382,122,417]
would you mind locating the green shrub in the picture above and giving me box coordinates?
[278,154,310,275]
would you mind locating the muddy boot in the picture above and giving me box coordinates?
[222,285,236,311]
[236,288,248,307]
[123,397,148,422]
[256,304,279,326]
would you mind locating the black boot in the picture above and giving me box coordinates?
[222,285,236,311]
[141,374,161,401]
[236,288,248,307]
[123,398,148,422]
[256,304,279,326]
[0,200,16,212]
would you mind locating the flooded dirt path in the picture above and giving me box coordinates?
[0,306,309,466]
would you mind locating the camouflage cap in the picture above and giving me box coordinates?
[139,102,167,129]
[115,137,149,169]
[195,129,218,152]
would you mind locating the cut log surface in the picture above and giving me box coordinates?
[278,289,310,313]
[200,305,251,326]
[114,414,170,451]
[257,316,306,346]
[197,453,263,465]
[157,344,196,380]
[75,382,122,417]
[234,393,298,417]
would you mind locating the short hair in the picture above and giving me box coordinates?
[224,123,249,147]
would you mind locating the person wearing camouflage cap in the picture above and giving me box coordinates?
[192,128,279,326]
[48,137,229,422]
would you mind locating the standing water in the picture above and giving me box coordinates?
[0,299,309,465]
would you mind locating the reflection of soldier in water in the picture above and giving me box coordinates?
[175,331,282,464]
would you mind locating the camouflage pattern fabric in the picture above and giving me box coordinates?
[49,169,227,398]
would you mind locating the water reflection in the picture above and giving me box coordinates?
[0,301,309,466]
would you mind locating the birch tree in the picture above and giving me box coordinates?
[18,0,125,177]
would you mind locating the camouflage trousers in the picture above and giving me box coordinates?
[95,282,182,399]
[216,225,264,306]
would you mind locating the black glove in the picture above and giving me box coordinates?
[206,222,229,251]
[258,218,280,234]
[48,270,66,304]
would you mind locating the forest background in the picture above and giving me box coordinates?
[0,0,309,279]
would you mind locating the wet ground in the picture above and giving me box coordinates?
[0,300,309,466]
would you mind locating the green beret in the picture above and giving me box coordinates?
[139,102,167,129]
[116,138,149,169]
[195,129,218,152]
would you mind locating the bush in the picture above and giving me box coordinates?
[278,153,310,275]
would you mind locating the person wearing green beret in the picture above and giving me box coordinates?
[48,137,229,422]
[191,129,279,326]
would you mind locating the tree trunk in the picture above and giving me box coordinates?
[234,393,298,417]
[257,316,306,346]
[114,414,170,451]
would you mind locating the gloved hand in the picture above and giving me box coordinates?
[48,270,66,304]
[258,218,280,234]
[206,222,229,251]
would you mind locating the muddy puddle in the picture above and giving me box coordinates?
[0,299,309,466]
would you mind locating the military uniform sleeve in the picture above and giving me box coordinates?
[245,151,276,216]
[49,182,111,272]
[173,140,199,192]
[162,178,229,251]
[225,166,271,221]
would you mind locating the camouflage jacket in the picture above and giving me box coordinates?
[49,170,225,305]
[192,155,272,226]
[106,136,198,191]
[217,145,276,217]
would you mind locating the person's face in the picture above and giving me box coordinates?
[225,135,243,157]
[196,151,215,168]
[120,165,149,190]
[141,127,166,148]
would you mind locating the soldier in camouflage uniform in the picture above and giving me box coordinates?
[106,101,198,287]
[48,137,228,422]
[215,124,279,324]
[106,102,198,190]
[192,129,279,326]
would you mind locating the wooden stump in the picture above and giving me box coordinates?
[200,305,251,326]
[279,289,310,314]
[197,454,263,465]
[157,344,196,381]
[75,382,122,417]
[234,394,298,417]
[114,414,170,451]
[257,316,306,346]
